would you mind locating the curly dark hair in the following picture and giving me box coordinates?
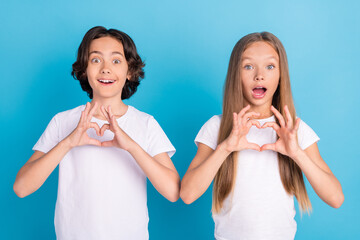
[71,26,145,99]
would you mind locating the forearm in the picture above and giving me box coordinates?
[293,150,344,208]
[127,143,180,202]
[14,139,72,198]
[180,143,231,204]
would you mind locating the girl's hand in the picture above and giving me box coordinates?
[261,105,301,158]
[66,102,102,148]
[222,105,261,153]
[100,105,135,151]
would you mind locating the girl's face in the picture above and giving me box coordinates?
[240,41,280,109]
[86,36,131,100]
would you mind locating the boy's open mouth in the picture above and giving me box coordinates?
[98,79,115,85]
[252,87,267,98]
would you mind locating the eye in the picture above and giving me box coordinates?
[113,59,121,64]
[244,65,253,70]
[91,58,101,63]
[266,64,275,70]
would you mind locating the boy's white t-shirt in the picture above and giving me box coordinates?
[33,105,175,240]
[195,115,320,240]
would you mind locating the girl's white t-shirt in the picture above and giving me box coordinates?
[33,105,175,240]
[195,115,319,240]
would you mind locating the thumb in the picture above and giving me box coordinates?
[101,140,114,148]
[87,138,102,147]
[261,143,276,152]
[246,142,261,151]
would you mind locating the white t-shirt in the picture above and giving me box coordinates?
[195,115,319,240]
[33,105,175,240]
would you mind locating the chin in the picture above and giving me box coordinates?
[250,98,272,107]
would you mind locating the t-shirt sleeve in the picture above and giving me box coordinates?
[194,115,221,150]
[297,119,320,150]
[147,117,176,158]
[32,115,60,153]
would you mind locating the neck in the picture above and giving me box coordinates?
[90,96,128,120]
[244,100,272,119]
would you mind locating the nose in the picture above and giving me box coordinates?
[254,69,264,81]
[101,61,111,74]
[255,76,264,81]
[101,69,111,74]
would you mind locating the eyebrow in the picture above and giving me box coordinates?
[241,56,278,61]
[89,51,124,57]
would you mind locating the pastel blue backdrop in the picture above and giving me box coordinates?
[1,0,359,239]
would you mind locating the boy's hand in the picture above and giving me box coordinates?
[99,105,135,151]
[65,102,102,148]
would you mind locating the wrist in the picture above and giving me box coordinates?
[61,137,75,150]
[217,142,233,156]
[124,139,138,153]
[289,147,305,163]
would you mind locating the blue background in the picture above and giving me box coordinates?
[1,0,359,239]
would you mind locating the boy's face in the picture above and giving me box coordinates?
[86,36,131,100]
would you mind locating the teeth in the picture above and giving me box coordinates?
[99,79,114,83]
[253,87,266,90]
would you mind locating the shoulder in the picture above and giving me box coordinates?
[297,118,315,134]
[49,105,84,131]
[202,114,222,130]
[54,105,84,121]
[125,106,174,153]
[127,105,155,126]
[297,117,320,150]
[194,114,222,149]
[128,105,153,120]
[125,106,165,133]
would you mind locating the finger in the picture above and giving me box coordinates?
[232,112,239,132]
[284,105,293,128]
[79,111,86,124]
[246,142,261,151]
[100,124,110,136]
[107,106,120,129]
[89,122,101,136]
[261,143,276,152]
[238,105,251,118]
[262,122,281,135]
[101,140,114,148]
[294,118,301,131]
[271,106,285,127]
[107,105,114,119]
[87,102,98,121]
[110,115,120,131]
[84,102,91,116]
[242,111,260,126]
[101,105,111,122]
[246,119,261,129]
[88,138,102,147]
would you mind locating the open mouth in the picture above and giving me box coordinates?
[98,79,115,85]
[252,86,267,98]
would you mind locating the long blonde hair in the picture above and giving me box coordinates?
[213,32,311,214]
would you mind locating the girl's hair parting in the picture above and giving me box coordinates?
[71,26,145,100]
[213,32,311,214]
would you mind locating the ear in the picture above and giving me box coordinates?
[81,70,87,80]
[126,71,132,81]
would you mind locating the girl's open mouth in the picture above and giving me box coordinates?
[252,87,267,99]
[98,79,116,85]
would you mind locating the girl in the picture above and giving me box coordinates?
[180,32,344,240]
[13,26,180,240]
